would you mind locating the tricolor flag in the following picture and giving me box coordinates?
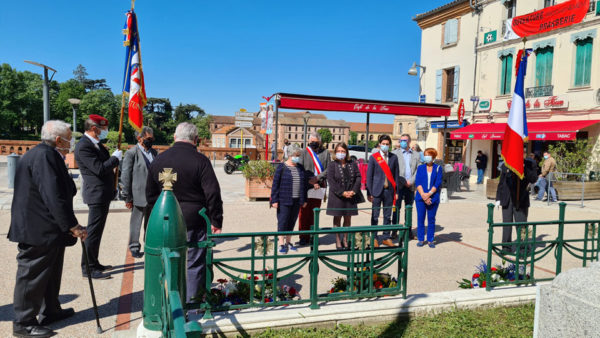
[501,49,532,179]
[122,10,146,132]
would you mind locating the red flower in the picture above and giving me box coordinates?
[247,276,259,281]
[289,287,297,296]
[491,267,498,272]
[264,298,271,303]
[330,288,335,293]
[481,281,486,287]
[472,273,480,279]
[374,281,383,289]
[217,279,227,284]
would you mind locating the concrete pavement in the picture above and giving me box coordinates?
[1,160,599,337]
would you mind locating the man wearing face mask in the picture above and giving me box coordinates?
[75,114,122,279]
[121,126,157,259]
[391,134,419,240]
[10,120,87,337]
[298,132,332,246]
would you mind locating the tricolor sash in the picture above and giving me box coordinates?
[306,147,323,175]
[372,152,397,208]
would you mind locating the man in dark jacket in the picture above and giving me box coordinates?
[9,120,87,337]
[75,114,121,279]
[495,158,538,251]
[146,122,224,302]
[475,151,488,184]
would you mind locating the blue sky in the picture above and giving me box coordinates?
[1,1,450,124]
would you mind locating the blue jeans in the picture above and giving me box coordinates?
[477,168,484,184]
[371,187,394,241]
[415,199,439,242]
[536,177,557,201]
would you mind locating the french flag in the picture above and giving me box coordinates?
[501,49,532,179]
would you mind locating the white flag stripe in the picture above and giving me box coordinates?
[507,92,525,138]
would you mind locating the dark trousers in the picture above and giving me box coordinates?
[82,202,110,272]
[501,200,528,245]
[371,187,394,240]
[277,200,301,232]
[128,205,151,252]
[415,200,439,242]
[298,198,322,241]
[186,228,207,303]
[392,186,415,225]
[14,244,65,326]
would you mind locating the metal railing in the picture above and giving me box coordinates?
[525,85,553,98]
[190,206,411,319]
[485,202,600,291]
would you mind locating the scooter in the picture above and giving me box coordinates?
[224,154,249,174]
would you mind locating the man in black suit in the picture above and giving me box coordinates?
[495,157,538,251]
[75,114,122,279]
[366,134,400,247]
[9,120,87,337]
[146,122,223,302]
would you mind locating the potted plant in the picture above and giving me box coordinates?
[242,160,276,200]
[486,177,499,199]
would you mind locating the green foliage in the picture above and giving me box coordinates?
[317,128,333,144]
[349,131,358,145]
[547,139,593,175]
[104,131,128,153]
[79,89,120,130]
[174,103,205,123]
[194,115,212,140]
[242,160,275,180]
[51,79,85,128]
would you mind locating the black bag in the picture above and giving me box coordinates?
[353,190,366,204]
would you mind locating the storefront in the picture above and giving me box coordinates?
[430,119,468,164]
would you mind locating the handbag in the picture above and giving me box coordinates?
[353,189,366,204]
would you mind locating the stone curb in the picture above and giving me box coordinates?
[194,285,541,335]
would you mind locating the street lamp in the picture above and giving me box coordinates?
[408,62,426,102]
[409,62,427,149]
[68,98,81,133]
[24,60,57,124]
[303,111,311,148]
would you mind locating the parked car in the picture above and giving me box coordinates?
[348,145,373,161]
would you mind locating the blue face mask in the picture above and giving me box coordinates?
[99,129,109,140]
[420,152,425,162]
[291,156,300,164]
[424,155,433,163]
[543,155,549,160]
[400,140,408,149]
[380,145,389,153]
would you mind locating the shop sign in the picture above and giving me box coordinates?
[506,96,568,110]
[478,99,492,112]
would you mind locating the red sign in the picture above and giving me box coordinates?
[511,0,589,37]
[507,96,568,110]
[457,99,465,126]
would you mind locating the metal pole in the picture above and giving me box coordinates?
[365,113,370,161]
[71,105,77,133]
[43,68,49,123]
[274,98,279,159]
[442,116,448,162]
[82,241,103,333]
[303,119,307,149]
[581,173,585,208]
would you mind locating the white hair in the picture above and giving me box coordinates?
[309,131,321,141]
[174,122,198,142]
[288,144,302,156]
[41,120,71,144]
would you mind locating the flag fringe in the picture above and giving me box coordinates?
[500,152,525,180]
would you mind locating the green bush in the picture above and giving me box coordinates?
[547,139,593,176]
[105,131,128,153]
[242,160,276,180]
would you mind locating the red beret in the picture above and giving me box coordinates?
[89,114,108,127]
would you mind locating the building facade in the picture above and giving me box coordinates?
[414,0,600,180]
[348,122,395,145]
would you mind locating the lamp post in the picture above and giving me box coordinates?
[409,62,427,149]
[303,112,311,148]
[68,98,81,133]
[24,60,57,124]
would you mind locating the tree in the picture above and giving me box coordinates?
[318,128,333,145]
[194,115,212,141]
[51,79,85,128]
[174,103,205,123]
[73,64,88,84]
[79,89,120,129]
[349,131,358,145]
[144,98,174,144]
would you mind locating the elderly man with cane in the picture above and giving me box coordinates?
[9,120,88,337]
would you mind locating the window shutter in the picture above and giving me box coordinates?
[450,19,458,43]
[546,48,553,86]
[583,39,592,86]
[435,69,443,103]
[506,55,513,94]
[453,65,460,103]
[575,40,585,86]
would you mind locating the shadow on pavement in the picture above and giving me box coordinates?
[435,232,464,244]
[109,262,144,276]
[0,294,80,323]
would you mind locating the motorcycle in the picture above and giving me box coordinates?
[224,154,250,174]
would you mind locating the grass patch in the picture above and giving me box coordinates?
[246,303,535,337]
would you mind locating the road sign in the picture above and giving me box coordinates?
[419,94,426,103]
[235,116,254,121]
[235,121,253,128]
[236,112,254,117]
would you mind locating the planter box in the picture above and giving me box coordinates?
[554,181,600,200]
[245,177,273,201]
[486,179,499,199]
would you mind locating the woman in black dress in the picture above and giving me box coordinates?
[326,143,364,250]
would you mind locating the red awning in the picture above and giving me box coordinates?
[451,120,600,141]
[277,93,450,117]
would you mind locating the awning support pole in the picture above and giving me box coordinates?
[274,97,279,161]
[365,113,370,161]
[442,115,448,162]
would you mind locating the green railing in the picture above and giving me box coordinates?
[485,202,600,291]
[189,205,412,319]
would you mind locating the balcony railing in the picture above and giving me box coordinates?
[525,85,553,98]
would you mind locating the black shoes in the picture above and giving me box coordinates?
[130,250,144,258]
[39,308,75,326]
[13,323,54,337]
[83,270,112,280]
[97,264,113,272]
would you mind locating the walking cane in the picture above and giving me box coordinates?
[81,240,103,334]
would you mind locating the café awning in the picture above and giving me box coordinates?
[450,120,600,141]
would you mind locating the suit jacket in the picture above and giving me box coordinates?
[8,143,79,247]
[414,163,443,204]
[496,161,538,210]
[75,135,119,205]
[270,163,308,206]
[146,142,224,229]
[300,146,331,182]
[121,145,158,207]
[366,151,400,198]
[327,160,362,198]
[392,148,419,189]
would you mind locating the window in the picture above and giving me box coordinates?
[574,37,592,87]
[535,47,554,87]
[436,66,460,103]
[360,134,365,141]
[507,0,516,19]
[500,54,513,95]
[288,134,291,139]
[443,18,459,46]
[544,0,554,8]
[398,123,403,134]
[295,126,298,131]
[369,134,373,141]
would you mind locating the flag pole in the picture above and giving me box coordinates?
[516,36,527,206]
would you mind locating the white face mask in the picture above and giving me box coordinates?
[380,144,389,153]
[424,155,433,163]
[335,152,346,160]
[291,156,300,163]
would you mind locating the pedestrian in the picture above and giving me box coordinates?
[298,132,332,246]
[391,134,419,240]
[282,139,290,160]
[9,120,88,337]
[496,157,538,252]
[271,140,277,161]
[414,148,443,248]
[475,150,488,184]
[75,114,122,280]
[366,134,400,248]
[270,144,308,254]
[326,143,364,250]
[146,122,224,303]
[534,151,558,202]
[121,126,157,259]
